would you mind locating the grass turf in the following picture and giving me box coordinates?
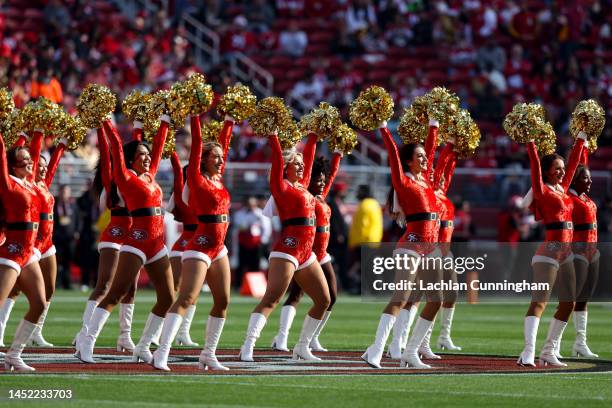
[1,290,611,407]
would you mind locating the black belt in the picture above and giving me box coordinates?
[184,224,198,231]
[440,220,453,228]
[282,217,316,227]
[197,214,229,224]
[111,208,130,217]
[7,222,39,231]
[574,222,597,231]
[130,207,164,217]
[316,225,330,233]
[40,213,53,221]
[405,212,438,223]
[545,221,573,230]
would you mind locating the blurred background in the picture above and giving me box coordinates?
[2,0,610,292]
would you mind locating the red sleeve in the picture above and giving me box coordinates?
[561,138,585,192]
[187,116,203,188]
[97,127,112,195]
[424,125,438,182]
[321,152,341,199]
[44,143,65,187]
[581,148,588,166]
[300,133,317,187]
[103,120,131,186]
[0,134,10,191]
[527,141,544,200]
[170,152,186,220]
[433,142,453,189]
[149,120,169,176]
[132,125,143,142]
[218,119,234,175]
[442,152,457,194]
[380,126,408,191]
[269,134,286,198]
[14,134,27,147]
[28,131,43,183]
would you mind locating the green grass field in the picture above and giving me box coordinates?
[1,290,611,407]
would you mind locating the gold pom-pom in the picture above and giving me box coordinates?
[569,99,605,154]
[398,106,428,144]
[349,86,394,131]
[250,96,294,135]
[298,102,342,140]
[0,87,15,123]
[503,103,551,144]
[426,87,460,126]
[76,84,117,129]
[201,119,224,142]
[122,90,152,123]
[14,98,62,135]
[61,114,88,150]
[183,73,214,116]
[444,109,481,159]
[535,121,557,155]
[144,124,175,159]
[169,81,190,129]
[329,123,358,154]
[0,109,19,147]
[217,84,257,122]
[278,119,302,149]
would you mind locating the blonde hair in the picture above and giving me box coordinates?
[202,141,222,157]
[282,148,303,170]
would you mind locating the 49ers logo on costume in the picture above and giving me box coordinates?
[546,241,562,252]
[131,229,148,241]
[110,226,125,238]
[179,239,188,248]
[283,237,298,248]
[6,242,23,255]
[195,235,210,246]
[405,232,420,242]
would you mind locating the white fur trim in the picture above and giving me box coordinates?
[577,131,587,141]
[182,250,212,268]
[392,248,422,259]
[212,246,229,264]
[560,253,575,265]
[591,250,600,263]
[521,188,533,209]
[531,255,559,269]
[169,250,183,259]
[160,114,171,123]
[133,121,144,129]
[263,196,278,218]
[145,247,168,265]
[98,241,122,252]
[167,192,176,212]
[429,119,439,127]
[181,183,190,205]
[574,254,589,264]
[120,245,147,265]
[33,248,41,259]
[320,253,332,265]
[297,252,317,271]
[380,121,388,128]
[40,245,56,259]
[443,250,454,260]
[99,190,108,212]
[426,247,443,259]
[269,251,299,270]
[24,253,38,267]
[0,258,21,274]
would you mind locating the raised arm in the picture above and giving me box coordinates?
[526,141,544,200]
[149,117,169,176]
[300,133,317,187]
[218,118,235,175]
[561,136,585,192]
[581,147,588,166]
[132,121,143,142]
[187,116,204,188]
[380,126,408,190]
[321,152,341,199]
[28,130,43,183]
[424,122,439,182]
[433,141,454,188]
[170,151,187,220]
[97,127,113,194]
[44,141,66,187]
[0,133,10,191]
[103,119,131,186]
[269,133,286,198]
[442,151,457,194]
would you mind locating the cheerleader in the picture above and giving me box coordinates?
[73,125,139,353]
[271,147,342,353]
[517,132,585,367]
[239,132,331,362]
[361,120,441,369]
[76,117,174,364]
[567,148,599,358]
[166,151,199,347]
[0,132,46,371]
[152,115,234,371]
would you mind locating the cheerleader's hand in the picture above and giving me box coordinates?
[577,131,587,141]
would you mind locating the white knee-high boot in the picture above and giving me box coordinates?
[517,316,539,366]
[152,313,182,371]
[292,315,322,361]
[418,318,441,359]
[310,310,331,352]
[540,318,568,367]
[73,300,97,346]
[5,319,37,371]
[362,313,395,369]
[239,313,267,362]
[199,315,228,370]
[387,308,410,359]
[0,298,16,347]
[271,305,296,352]
[437,307,461,351]
[572,311,598,358]
[76,307,110,364]
[27,302,53,347]
[175,305,199,346]
[117,303,136,352]
[133,313,165,364]
[400,317,435,369]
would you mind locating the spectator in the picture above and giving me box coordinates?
[477,39,507,73]
[328,183,350,291]
[30,66,63,103]
[53,185,78,290]
[75,182,100,291]
[245,0,275,33]
[288,71,324,111]
[221,15,257,55]
[278,20,308,57]
[345,0,377,35]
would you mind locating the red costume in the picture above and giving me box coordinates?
[168,152,197,258]
[313,152,341,264]
[570,149,598,263]
[381,126,439,257]
[0,133,40,273]
[433,142,458,254]
[527,139,584,267]
[103,119,168,264]
[96,127,132,251]
[269,133,317,270]
[182,116,233,267]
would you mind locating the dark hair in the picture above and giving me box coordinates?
[308,156,331,195]
[399,143,422,173]
[357,184,372,200]
[93,160,120,206]
[570,164,590,190]
[540,153,563,184]
[6,146,28,176]
[123,140,151,170]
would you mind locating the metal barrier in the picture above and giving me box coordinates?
[180,12,220,68]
